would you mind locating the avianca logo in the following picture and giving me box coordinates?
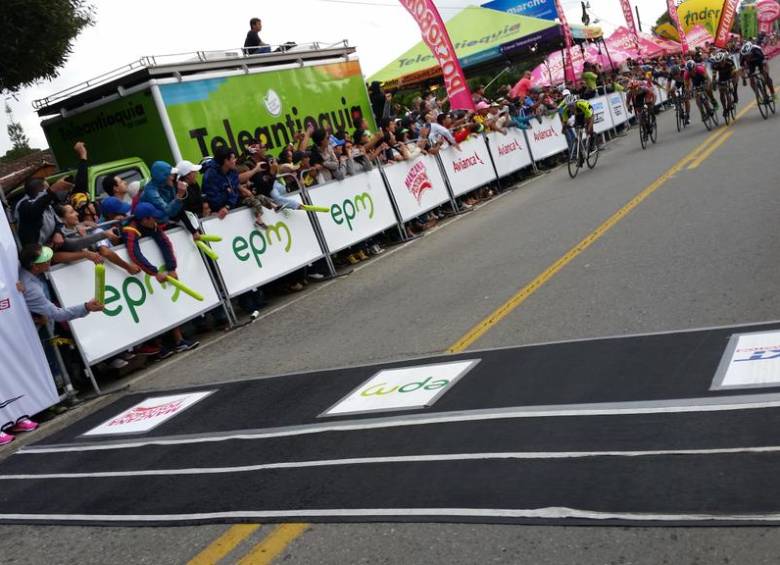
[452,152,485,172]
[497,139,523,156]
[0,395,23,409]
[533,126,558,142]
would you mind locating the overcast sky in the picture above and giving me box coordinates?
[1,0,668,155]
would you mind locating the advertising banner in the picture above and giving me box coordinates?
[619,0,642,53]
[322,359,479,417]
[160,62,375,163]
[757,0,780,25]
[591,96,614,134]
[398,0,475,111]
[0,211,59,428]
[437,136,497,197]
[712,330,780,390]
[741,6,758,40]
[554,0,577,83]
[482,0,558,20]
[200,198,324,298]
[715,0,740,47]
[306,169,399,254]
[382,153,451,222]
[485,131,533,177]
[526,114,568,160]
[48,228,221,365]
[668,0,691,54]
[608,92,628,125]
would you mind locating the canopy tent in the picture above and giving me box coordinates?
[368,6,561,88]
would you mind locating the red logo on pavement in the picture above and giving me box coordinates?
[107,399,186,426]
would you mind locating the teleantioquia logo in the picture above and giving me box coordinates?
[360,376,451,397]
[452,152,485,173]
[330,193,374,231]
[232,221,293,268]
[404,161,433,204]
[103,265,186,324]
[264,89,282,117]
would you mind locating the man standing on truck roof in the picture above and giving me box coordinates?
[244,18,270,55]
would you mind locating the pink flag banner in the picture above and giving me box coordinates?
[398,0,475,111]
[715,0,740,48]
[553,0,577,84]
[686,24,714,50]
[667,0,690,55]
[619,0,642,53]
[757,0,780,35]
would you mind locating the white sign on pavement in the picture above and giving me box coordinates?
[48,228,221,365]
[83,391,215,436]
[200,197,324,298]
[712,330,780,390]
[322,359,479,417]
[526,114,568,161]
[486,131,533,178]
[382,154,451,222]
[306,169,398,254]
[437,136,497,197]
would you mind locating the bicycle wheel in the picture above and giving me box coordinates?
[567,135,581,179]
[649,113,658,144]
[730,84,738,120]
[639,114,647,149]
[675,99,682,132]
[723,92,731,124]
[586,136,599,169]
[710,101,720,126]
[699,97,713,131]
[755,79,769,119]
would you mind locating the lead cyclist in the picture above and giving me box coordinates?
[740,41,776,99]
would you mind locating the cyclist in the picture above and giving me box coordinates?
[684,59,718,117]
[559,91,594,153]
[740,41,776,99]
[627,78,656,116]
[666,63,691,125]
[710,50,739,118]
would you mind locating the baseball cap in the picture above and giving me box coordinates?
[101,196,131,216]
[176,160,202,177]
[134,202,165,221]
[476,101,490,111]
[34,246,54,264]
[329,135,346,147]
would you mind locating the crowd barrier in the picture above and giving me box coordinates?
[46,111,633,386]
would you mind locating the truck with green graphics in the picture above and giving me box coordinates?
[33,42,376,199]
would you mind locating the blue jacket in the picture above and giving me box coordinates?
[201,160,241,211]
[139,161,183,222]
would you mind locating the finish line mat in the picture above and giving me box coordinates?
[4,321,780,526]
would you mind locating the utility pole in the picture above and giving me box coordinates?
[635,5,643,32]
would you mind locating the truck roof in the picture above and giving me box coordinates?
[34,42,357,117]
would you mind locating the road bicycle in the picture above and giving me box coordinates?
[636,104,658,150]
[717,80,738,124]
[567,126,599,179]
[747,71,776,120]
[670,87,689,132]
[694,87,720,131]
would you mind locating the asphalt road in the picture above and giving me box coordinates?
[2,61,780,564]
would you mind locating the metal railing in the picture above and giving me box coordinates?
[33,40,351,111]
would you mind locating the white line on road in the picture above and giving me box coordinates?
[18,392,780,454]
[3,446,780,480]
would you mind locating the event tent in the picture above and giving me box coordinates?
[367,6,562,88]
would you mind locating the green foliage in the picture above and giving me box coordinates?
[0,0,95,93]
[1,145,37,164]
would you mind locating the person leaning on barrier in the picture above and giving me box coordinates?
[243,17,270,55]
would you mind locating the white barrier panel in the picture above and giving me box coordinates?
[307,169,398,254]
[438,136,497,197]
[526,114,568,161]
[591,96,614,134]
[200,197,324,298]
[608,92,628,125]
[382,154,451,223]
[485,131,533,178]
[48,228,220,365]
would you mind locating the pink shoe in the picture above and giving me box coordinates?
[11,418,38,433]
[0,431,14,445]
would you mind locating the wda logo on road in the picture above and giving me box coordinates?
[322,359,480,417]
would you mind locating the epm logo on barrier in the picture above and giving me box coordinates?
[103,265,192,324]
[233,221,293,268]
[330,193,374,231]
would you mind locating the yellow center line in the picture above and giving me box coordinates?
[447,100,755,354]
[236,523,309,565]
[198,98,760,564]
[187,523,261,565]
[687,130,735,169]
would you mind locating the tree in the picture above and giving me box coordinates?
[0,0,95,93]
[2,102,36,163]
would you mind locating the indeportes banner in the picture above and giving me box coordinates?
[714,0,739,48]
[553,0,577,83]
[398,0,475,111]
[667,0,690,55]
[619,0,641,54]
[0,209,59,428]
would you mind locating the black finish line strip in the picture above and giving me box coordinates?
[4,446,780,480]
[20,392,780,454]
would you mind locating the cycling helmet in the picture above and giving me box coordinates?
[685,60,696,71]
[670,64,681,75]
[563,92,577,106]
[741,42,754,56]
[711,51,726,63]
